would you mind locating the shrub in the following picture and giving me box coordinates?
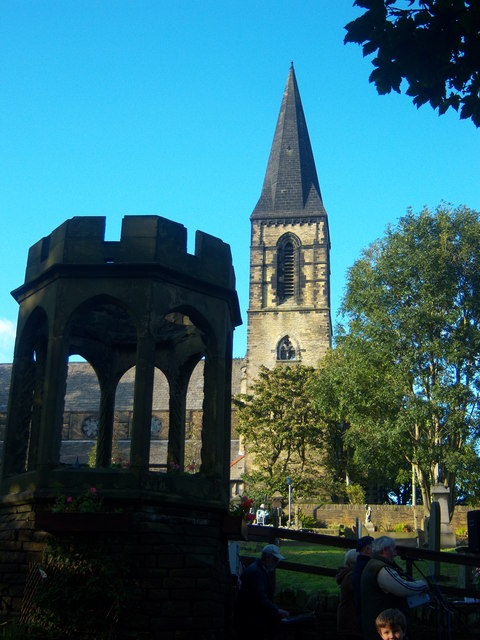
[392,522,413,533]
[299,513,317,529]
[345,483,365,505]
[21,540,132,639]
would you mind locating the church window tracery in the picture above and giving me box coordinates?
[277,335,297,361]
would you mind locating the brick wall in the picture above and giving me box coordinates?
[0,496,233,639]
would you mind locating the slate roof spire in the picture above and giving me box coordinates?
[251,63,326,219]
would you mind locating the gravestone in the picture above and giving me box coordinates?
[431,484,456,548]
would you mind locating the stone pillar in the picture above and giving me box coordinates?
[2,355,35,476]
[167,370,188,470]
[271,491,283,527]
[201,351,224,477]
[96,379,116,467]
[36,335,69,476]
[130,332,155,472]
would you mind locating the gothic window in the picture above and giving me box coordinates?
[277,234,300,302]
[277,336,297,361]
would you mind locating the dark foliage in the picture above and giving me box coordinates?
[345,1,480,126]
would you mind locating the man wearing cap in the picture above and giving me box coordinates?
[352,535,374,626]
[235,543,290,639]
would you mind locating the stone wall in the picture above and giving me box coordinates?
[297,502,474,533]
[246,218,331,385]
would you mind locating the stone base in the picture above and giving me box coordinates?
[440,523,456,548]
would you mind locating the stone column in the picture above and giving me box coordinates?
[2,354,35,476]
[201,350,226,479]
[167,370,188,470]
[96,378,116,467]
[36,335,69,481]
[130,331,155,472]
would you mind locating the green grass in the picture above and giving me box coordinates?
[239,540,345,596]
[239,540,466,597]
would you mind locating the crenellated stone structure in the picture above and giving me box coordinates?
[0,215,241,638]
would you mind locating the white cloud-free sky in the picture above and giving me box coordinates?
[1,1,479,363]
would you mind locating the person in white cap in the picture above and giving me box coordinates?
[235,544,290,639]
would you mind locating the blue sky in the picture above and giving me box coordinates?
[1,1,479,362]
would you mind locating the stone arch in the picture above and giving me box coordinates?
[276,233,301,303]
[151,305,215,474]
[66,294,139,365]
[62,295,139,468]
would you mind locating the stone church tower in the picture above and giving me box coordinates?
[245,64,332,387]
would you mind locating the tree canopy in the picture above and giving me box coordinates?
[310,342,411,504]
[233,365,330,498]
[344,1,480,126]
[334,203,480,515]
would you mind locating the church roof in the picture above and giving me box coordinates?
[251,63,326,220]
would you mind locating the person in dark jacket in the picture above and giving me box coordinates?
[360,536,427,640]
[235,544,290,639]
[352,535,374,625]
[336,548,362,639]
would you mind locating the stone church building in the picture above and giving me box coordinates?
[245,62,331,387]
[0,64,331,494]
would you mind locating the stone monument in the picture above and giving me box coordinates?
[0,215,241,639]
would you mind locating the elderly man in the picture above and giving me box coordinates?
[235,543,289,639]
[360,536,428,640]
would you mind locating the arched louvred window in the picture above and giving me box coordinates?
[277,335,297,361]
[277,233,300,303]
[283,242,295,298]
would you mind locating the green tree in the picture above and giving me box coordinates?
[233,365,328,498]
[310,343,411,504]
[344,1,480,126]
[338,203,480,516]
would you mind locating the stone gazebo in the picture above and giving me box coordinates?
[0,215,241,638]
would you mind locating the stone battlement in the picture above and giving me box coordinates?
[22,215,236,290]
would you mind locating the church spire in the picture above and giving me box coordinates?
[251,63,326,219]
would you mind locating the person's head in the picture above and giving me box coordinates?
[261,544,285,572]
[375,608,407,640]
[372,536,396,560]
[344,548,358,567]
[356,535,374,557]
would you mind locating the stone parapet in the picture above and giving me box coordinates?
[20,216,236,292]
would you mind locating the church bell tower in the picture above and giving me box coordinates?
[245,64,332,386]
